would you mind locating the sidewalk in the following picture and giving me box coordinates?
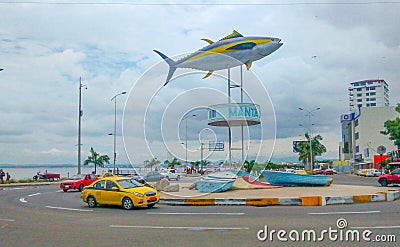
[159,183,400,206]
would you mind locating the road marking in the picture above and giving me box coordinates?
[146,212,245,216]
[351,225,400,229]
[308,211,381,215]
[110,225,249,231]
[0,218,15,222]
[28,193,41,197]
[19,198,27,203]
[45,206,93,212]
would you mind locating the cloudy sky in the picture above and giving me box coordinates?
[1,0,399,166]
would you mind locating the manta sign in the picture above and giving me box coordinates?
[208,103,261,127]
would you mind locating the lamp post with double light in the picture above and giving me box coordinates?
[298,107,320,171]
[77,77,87,175]
[110,91,126,174]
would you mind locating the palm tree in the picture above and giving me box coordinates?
[297,133,327,170]
[84,147,110,174]
[243,160,256,173]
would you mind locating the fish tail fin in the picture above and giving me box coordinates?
[153,50,177,86]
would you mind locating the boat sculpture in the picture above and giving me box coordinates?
[196,171,237,193]
[261,170,332,187]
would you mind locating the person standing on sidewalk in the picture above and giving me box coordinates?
[0,169,5,184]
[6,172,11,182]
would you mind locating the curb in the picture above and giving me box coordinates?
[0,182,59,189]
[160,190,400,207]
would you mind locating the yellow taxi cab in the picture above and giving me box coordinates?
[82,177,160,210]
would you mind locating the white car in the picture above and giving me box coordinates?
[160,170,181,181]
[365,169,382,177]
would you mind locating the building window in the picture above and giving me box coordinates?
[355,132,359,140]
[354,119,358,126]
[366,93,369,96]
[356,146,360,153]
[357,99,362,102]
[369,87,375,90]
[370,92,376,96]
[357,88,362,92]
[371,103,376,106]
[370,98,376,101]
[366,103,370,106]
[366,98,370,101]
[357,93,362,97]
[358,104,362,108]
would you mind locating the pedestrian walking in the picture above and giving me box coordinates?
[6,172,11,182]
[0,169,5,184]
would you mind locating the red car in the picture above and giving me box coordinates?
[313,169,323,175]
[378,168,400,187]
[60,174,98,192]
[324,169,334,175]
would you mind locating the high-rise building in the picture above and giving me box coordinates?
[339,79,398,169]
[348,79,389,111]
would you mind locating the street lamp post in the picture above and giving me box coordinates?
[184,114,196,166]
[298,107,320,171]
[77,77,87,175]
[111,91,127,174]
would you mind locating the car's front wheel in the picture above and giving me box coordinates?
[122,197,134,210]
[79,184,84,192]
[87,196,97,208]
[379,178,388,187]
[176,175,180,181]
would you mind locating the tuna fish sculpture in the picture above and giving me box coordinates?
[154,30,283,85]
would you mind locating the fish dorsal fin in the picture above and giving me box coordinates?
[219,30,243,41]
[201,38,214,44]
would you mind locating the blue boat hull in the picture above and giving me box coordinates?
[197,179,235,193]
[261,170,331,186]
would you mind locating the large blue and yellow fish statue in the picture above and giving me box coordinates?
[154,30,283,86]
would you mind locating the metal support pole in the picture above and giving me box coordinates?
[240,65,244,165]
[77,77,83,175]
[113,97,117,174]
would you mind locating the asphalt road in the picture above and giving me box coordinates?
[0,174,398,247]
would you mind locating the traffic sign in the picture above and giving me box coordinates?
[377,145,386,155]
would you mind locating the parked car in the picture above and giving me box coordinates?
[81,177,160,209]
[366,169,382,177]
[160,170,181,181]
[295,169,307,175]
[33,172,60,182]
[324,169,334,175]
[313,169,323,175]
[284,169,295,173]
[141,171,165,182]
[356,169,365,176]
[378,168,400,187]
[60,174,98,192]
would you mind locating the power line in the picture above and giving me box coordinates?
[0,1,399,6]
